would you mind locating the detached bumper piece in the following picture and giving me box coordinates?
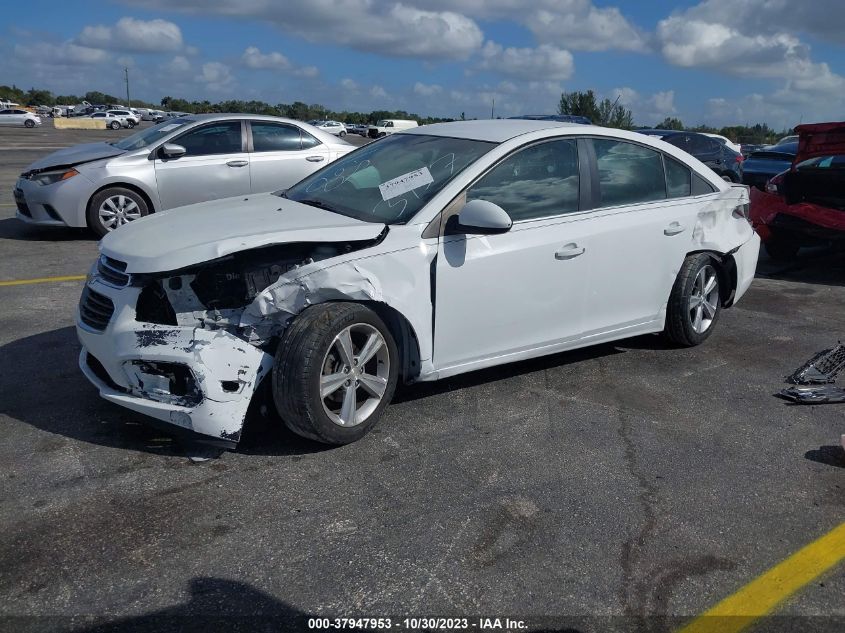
[779,385,845,404]
[787,343,845,384]
[779,343,845,405]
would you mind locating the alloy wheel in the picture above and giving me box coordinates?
[319,323,389,428]
[688,265,719,334]
[98,195,142,231]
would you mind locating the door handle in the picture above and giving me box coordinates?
[554,244,585,260]
[306,155,326,162]
[226,160,248,167]
[664,222,685,236]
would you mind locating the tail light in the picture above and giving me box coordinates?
[766,171,786,195]
[732,202,751,223]
[735,154,744,163]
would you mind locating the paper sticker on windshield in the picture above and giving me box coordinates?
[159,124,181,132]
[378,167,434,201]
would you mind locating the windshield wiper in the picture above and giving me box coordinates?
[295,198,339,213]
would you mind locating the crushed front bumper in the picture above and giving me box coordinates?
[749,187,845,243]
[76,279,273,445]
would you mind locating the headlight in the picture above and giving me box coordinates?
[32,168,79,186]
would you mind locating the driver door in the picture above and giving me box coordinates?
[154,121,251,210]
[433,139,591,371]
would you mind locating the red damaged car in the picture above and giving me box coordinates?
[750,121,845,260]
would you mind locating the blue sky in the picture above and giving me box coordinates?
[3,0,844,129]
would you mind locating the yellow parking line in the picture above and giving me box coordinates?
[678,522,845,633]
[0,274,86,287]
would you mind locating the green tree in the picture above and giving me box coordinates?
[559,90,633,129]
[24,88,54,106]
[0,85,26,103]
[656,117,684,130]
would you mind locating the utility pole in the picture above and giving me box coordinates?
[124,67,131,108]
[491,97,495,119]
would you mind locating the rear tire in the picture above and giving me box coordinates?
[764,235,800,261]
[664,254,722,347]
[339,131,347,137]
[24,119,35,128]
[273,303,399,445]
[110,121,120,130]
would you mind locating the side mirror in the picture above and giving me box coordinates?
[445,199,512,235]
[160,143,186,159]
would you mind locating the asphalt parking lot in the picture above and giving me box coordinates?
[0,122,843,632]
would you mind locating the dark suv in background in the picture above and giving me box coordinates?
[637,129,743,182]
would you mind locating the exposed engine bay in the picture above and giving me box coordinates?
[131,235,385,348]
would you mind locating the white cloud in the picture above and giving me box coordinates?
[340,78,359,91]
[196,62,234,91]
[413,82,443,96]
[525,2,649,52]
[124,0,484,60]
[609,87,676,126]
[371,85,388,99]
[241,46,319,78]
[166,55,191,73]
[479,41,574,81]
[15,42,108,65]
[77,17,183,53]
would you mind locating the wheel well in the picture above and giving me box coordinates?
[357,301,422,384]
[87,182,157,215]
[686,249,738,307]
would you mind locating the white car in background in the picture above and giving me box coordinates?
[0,108,42,128]
[89,112,131,130]
[75,120,759,449]
[312,120,348,137]
[108,109,140,127]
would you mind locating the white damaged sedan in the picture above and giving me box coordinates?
[77,120,759,447]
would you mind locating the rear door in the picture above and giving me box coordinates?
[578,138,706,336]
[154,120,251,210]
[247,121,331,192]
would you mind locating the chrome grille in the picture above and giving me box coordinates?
[79,287,115,331]
[97,256,130,287]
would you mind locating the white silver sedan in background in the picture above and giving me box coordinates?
[0,108,41,128]
[14,114,355,236]
[76,120,759,449]
[313,120,348,137]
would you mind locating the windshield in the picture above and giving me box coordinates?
[284,133,495,224]
[112,117,194,151]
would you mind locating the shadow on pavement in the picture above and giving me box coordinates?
[804,445,845,468]
[755,246,845,287]
[0,217,94,242]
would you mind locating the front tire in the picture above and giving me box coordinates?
[339,131,347,137]
[273,303,399,445]
[24,119,35,128]
[664,254,722,347]
[86,187,149,238]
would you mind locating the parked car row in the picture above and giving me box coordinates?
[637,129,744,182]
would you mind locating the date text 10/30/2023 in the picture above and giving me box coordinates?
[307,617,528,630]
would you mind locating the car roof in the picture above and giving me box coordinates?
[402,119,582,143]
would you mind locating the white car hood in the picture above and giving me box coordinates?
[99,193,386,273]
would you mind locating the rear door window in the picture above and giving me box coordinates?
[664,155,691,198]
[251,122,302,152]
[593,138,666,207]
